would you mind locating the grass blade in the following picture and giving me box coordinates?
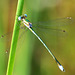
[6,0,24,75]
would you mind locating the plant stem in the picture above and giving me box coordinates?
[6,0,24,75]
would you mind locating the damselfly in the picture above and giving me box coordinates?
[18,14,69,72]
[0,14,72,72]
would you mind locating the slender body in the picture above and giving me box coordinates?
[18,14,65,72]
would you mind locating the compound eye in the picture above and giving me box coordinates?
[24,14,27,17]
[18,16,21,21]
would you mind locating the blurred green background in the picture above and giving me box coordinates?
[0,0,75,75]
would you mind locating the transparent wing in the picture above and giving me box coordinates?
[32,17,73,37]
[33,17,73,27]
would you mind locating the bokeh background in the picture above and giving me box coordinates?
[0,0,75,75]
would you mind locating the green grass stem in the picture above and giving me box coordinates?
[6,0,24,75]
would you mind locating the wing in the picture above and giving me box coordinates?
[32,17,73,27]
[32,17,73,37]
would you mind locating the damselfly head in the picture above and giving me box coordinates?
[18,14,27,21]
